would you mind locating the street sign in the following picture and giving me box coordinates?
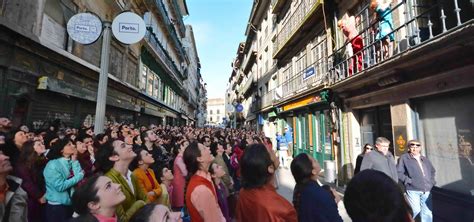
[67,12,102,45]
[226,104,235,112]
[111,11,146,44]
[236,104,244,113]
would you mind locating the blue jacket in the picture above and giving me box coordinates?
[285,127,293,142]
[43,157,84,205]
[296,181,343,222]
[397,153,436,192]
[276,135,288,150]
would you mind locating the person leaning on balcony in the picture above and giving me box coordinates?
[397,140,435,222]
[338,14,364,75]
[360,137,398,182]
[370,0,395,60]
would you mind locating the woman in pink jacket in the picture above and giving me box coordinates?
[171,139,188,210]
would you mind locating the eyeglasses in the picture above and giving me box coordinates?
[410,144,421,147]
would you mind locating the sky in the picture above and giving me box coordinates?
[185,0,254,99]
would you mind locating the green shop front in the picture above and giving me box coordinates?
[277,90,334,165]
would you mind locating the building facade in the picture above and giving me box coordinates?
[227,0,474,219]
[207,98,225,126]
[0,0,204,130]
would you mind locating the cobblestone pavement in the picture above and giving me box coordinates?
[275,165,352,222]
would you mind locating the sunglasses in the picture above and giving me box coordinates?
[410,144,421,147]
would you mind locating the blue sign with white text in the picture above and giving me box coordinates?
[303,67,315,80]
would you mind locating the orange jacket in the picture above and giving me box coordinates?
[132,168,162,203]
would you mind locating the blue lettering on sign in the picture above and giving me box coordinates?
[75,25,91,32]
[303,67,316,80]
[119,23,139,33]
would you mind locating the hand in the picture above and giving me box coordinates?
[71,150,78,161]
[38,195,46,204]
[147,191,156,197]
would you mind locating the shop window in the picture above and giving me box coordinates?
[42,0,77,50]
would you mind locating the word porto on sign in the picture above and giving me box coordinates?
[67,12,103,45]
[112,11,146,44]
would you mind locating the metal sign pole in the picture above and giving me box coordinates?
[93,22,112,134]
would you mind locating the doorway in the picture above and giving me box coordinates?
[359,105,393,154]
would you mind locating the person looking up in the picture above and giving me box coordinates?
[131,148,162,203]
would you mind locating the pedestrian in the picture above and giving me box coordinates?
[360,137,398,181]
[76,135,95,179]
[183,141,225,222]
[284,126,294,158]
[212,141,233,194]
[276,132,289,168]
[156,166,174,208]
[129,203,181,222]
[70,174,126,222]
[236,143,297,222]
[43,138,84,222]
[0,151,28,222]
[397,140,436,222]
[291,153,343,222]
[171,139,188,211]
[95,139,147,222]
[130,148,163,203]
[354,143,374,174]
[15,140,48,222]
[141,130,167,174]
[209,162,231,222]
[344,169,413,222]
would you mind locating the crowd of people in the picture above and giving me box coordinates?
[0,116,434,222]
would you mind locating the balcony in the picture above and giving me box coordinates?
[273,0,324,61]
[240,75,256,98]
[271,0,289,14]
[147,0,186,64]
[144,29,184,82]
[261,89,275,109]
[170,0,187,37]
[325,0,474,86]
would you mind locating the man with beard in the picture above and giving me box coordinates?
[140,129,169,175]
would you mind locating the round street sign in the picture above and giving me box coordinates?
[226,104,235,112]
[236,104,244,113]
[67,13,103,45]
[112,12,146,44]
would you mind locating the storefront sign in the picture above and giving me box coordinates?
[282,95,322,112]
[112,12,146,44]
[303,67,315,80]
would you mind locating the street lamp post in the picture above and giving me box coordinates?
[93,22,112,134]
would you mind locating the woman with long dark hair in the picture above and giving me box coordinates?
[291,153,343,222]
[71,174,126,222]
[354,143,373,174]
[43,138,84,222]
[236,143,297,221]
[15,139,48,222]
[183,141,225,221]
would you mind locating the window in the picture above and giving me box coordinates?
[217,109,220,114]
[147,70,154,96]
[140,65,147,92]
[210,110,213,115]
[210,117,213,122]
[153,73,160,99]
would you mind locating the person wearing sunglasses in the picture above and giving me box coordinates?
[354,144,374,175]
[397,140,436,222]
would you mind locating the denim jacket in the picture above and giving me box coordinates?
[43,157,84,205]
[397,153,436,192]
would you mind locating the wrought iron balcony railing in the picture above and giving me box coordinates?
[145,29,183,83]
[326,0,472,84]
[273,0,322,57]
